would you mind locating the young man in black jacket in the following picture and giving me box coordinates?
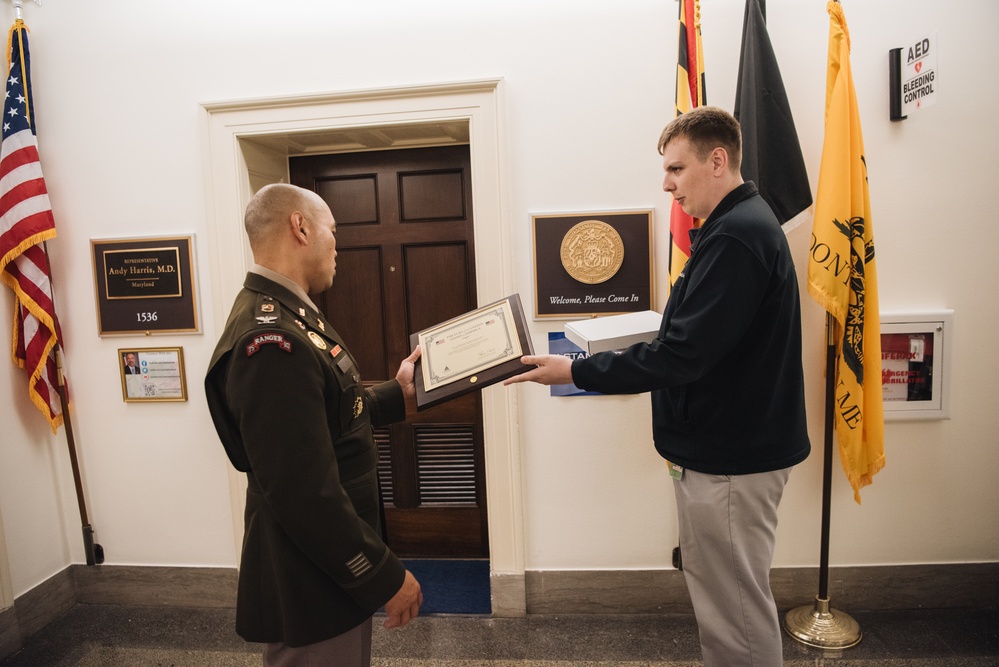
[506,106,810,666]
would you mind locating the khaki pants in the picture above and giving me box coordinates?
[673,466,792,667]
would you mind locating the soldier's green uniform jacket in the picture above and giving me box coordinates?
[205,271,407,647]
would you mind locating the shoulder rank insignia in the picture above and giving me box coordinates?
[353,396,364,419]
[317,320,326,332]
[308,330,327,350]
[255,315,278,325]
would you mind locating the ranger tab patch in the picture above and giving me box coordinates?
[246,333,293,357]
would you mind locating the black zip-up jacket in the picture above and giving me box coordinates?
[572,182,810,474]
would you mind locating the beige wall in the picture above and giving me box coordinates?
[1,0,997,601]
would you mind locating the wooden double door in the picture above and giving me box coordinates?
[290,145,488,558]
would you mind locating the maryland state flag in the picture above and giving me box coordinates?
[668,0,706,288]
[734,0,811,226]
[807,2,884,503]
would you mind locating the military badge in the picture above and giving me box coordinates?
[260,303,275,313]
[308,331,327,350]
[353,397,363,418]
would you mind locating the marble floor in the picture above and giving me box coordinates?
[1,603,997,666]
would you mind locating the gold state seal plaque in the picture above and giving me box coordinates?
[559,220,625,285]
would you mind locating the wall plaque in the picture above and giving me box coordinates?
[91,236,199,335]
[532,210,653,319]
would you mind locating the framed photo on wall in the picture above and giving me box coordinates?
[531,210,654,319]
[119,347,188,402]
[880,310,953,420]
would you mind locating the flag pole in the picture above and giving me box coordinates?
[46,235,103,566]
[783,312,860,648]
[54,346,103,566]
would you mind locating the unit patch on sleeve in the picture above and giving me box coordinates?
[246,333,293,357]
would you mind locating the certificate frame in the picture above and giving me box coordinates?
[91,235,200,336]
[118,347,189,403]
[409,294,534,410]
[880,310,953,421]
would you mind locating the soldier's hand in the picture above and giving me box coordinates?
[396,346,422,399]
[383,569,422,628]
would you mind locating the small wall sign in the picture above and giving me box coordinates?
[889,31,938,121]
[118,347,188,402]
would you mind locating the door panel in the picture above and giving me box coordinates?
[404,244,471,332]
[399,170,466,221]
[316,176,379,226]
[328,246,388,379]
[290,145,487,557]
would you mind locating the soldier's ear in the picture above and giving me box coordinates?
[289,211,309,245]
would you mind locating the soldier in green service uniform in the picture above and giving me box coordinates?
[205,183,423,667]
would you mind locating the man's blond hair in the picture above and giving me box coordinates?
[657,106,742,171]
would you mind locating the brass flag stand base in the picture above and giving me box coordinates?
[784,596,862,649]
[785,316,863,652]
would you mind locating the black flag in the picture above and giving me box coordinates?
[734,0,812,225]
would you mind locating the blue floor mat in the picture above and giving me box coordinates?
[402,559,491,614]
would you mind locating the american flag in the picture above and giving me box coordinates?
[0,20,65,431]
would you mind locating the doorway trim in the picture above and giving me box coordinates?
[199,79,526,615]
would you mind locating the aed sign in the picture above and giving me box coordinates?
[901,31,937,116]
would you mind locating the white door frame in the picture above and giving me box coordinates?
[199,79,526,615]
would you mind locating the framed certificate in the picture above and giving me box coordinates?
[410,294,534,410]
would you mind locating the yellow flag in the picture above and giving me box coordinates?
[807,2,885,504]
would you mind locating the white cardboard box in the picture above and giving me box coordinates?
[564,310,662,354]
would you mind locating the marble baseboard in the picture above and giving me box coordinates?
[490,572,526,617]
[2,561,995,663]
[74,564,237,608]
[0,604,20,663]
[0,564,238,664]
[527,562,999,614]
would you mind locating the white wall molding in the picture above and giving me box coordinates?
[200,78,527,615]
